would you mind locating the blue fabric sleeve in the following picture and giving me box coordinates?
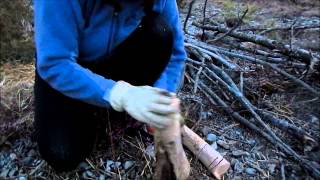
[34,0,116,107]
[153,0,187,92]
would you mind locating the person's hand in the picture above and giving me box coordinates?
[109,81,179,129]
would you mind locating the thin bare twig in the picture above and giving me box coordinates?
[185,39,319,96]
[194,22,319,64]
[208,7,248,43]
[201,0,209,40]
[185,42,237,69]
[183,0,196,34]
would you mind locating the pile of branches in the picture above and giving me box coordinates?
[182,2,320,178]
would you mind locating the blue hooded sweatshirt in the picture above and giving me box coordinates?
[34,0,186,108]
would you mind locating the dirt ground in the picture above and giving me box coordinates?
[0,0,319,179]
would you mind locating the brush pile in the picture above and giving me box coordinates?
[180,0,320,178]
[1,0,320,179]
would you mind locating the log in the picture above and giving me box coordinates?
[181,126,230,179]
[194,23,319,64]
[154,113,190,180]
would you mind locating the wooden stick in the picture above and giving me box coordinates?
[213,47,320,96]
[208,8,248,43]
[183,0,196,34]
[154,113,190,180]
[185,43,237,69]
[257,109,317,146]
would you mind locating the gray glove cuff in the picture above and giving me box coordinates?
[109,81,132,112]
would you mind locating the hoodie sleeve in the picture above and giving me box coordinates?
[34,0,116,107]
[153,0,187,92]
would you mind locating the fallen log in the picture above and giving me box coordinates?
[193,22,319,64]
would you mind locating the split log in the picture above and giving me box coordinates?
[182,126,230,179]
[154,113,190,180]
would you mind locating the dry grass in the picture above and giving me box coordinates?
[0,63,35,135]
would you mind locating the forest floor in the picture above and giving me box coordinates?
[0,0,319,179]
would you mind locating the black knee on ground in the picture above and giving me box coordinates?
[38,145,84,172]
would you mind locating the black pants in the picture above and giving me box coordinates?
[34,13,173,172]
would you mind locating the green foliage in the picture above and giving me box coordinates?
[0,0,34,64]
[219,0,258,23]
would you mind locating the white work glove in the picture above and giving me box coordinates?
[109,81,179,129]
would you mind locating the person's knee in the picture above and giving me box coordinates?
[38,144,83,172]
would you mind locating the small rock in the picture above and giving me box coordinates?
[9,153,17,160]
[124,161,134,170]
[200,112,212,119]
[217,140,230,150]
[210,142,218,150]
[85,170,94,178]
[106,160,114,171]
[145,144,155,158]
[99,174,105,180]
[206,133,217,143]
[245,168,256,176]
[18,176,27,180]
[235,129,241,136]
[247,139,256,145]
[233,176,242,180]
[114,161,122,169]
[233,161,244,173]
[86,171,94,177]
[230,158,238,166]
[220,151,227,157]
[310,115,319,124]
[27,149,36,157]
[232,150,250,157]
[78,162,90,170]
[268,164,276,174]
[201,126,210,136]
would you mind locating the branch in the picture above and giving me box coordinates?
[185,43,238,69]
[185,38,320,96]
[183,0,196,34]
[194,23,319,64]
[201,0,209,40]
[208,7,249,43]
